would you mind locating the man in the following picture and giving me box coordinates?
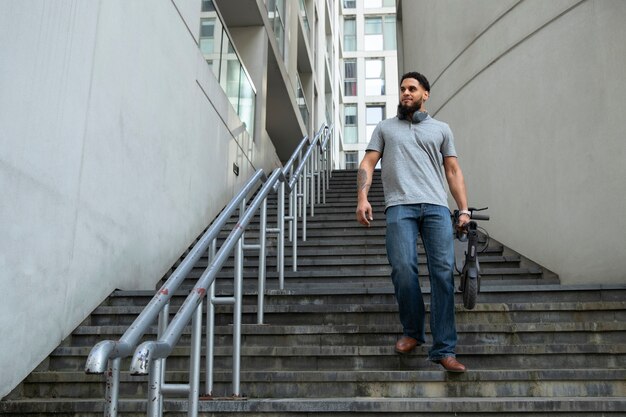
[355,71,470,372]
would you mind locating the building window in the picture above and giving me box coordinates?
[343,0,356,8]
[199,17,223,79]
[366,104,385,140]
[199,18,216,54]
[365,58,385,96]
[364,17,383,51]
[343,17,356,52]
[297,75,309,130]
[199,6,256,137]
[383,15,397,50]
[364,0,395,8]
[344,104,358,144]
[344,59,357,96]
[299,0,310,39]
[345,151,358,170]
[364,15,396,51]
[268,0,286,58]
[201,0,215,12]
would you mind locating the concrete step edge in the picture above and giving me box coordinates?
[25,368,626,383]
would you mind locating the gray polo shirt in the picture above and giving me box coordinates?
[366,115,457,209]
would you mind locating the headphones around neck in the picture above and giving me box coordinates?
[399,111,429,124]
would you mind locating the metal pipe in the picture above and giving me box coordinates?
[257,198,267,324]
[161,384,189,395]
[147,303,169,417]
[188,302,202,417]
[303,159,308,241]
[232,236,243,396]
[292,181,299,272]
[147,359,161,417]
[309,155,315,217]
[278,182,285,289]
[205,240,216,397]
[104,357,120,417]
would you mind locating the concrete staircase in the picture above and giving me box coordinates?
[2,170,626,416]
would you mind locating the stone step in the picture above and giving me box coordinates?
[208,254,517,271]
[66,321,626,350]
[4,396,622,416]
[86,300,625,327]
[44,343,626,374]
[19,369,626,399]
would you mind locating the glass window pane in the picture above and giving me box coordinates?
[365,59,383,78]
[364,17,382,34]
[344,18,356,35]
[384,15,397,50]
[200,19,214,37]
[344,126,358,144]
[364,0,382,8]
[201,0,215,12]
[344,81,357,96]
[344,60,356,78]
[365,79,384,95]
[345,105,357,125]
[343,0,356,8]
[239,70,255,135]
[365,18,383,50]
[343,18,356,51]
[198,2,256,138]
[225,60,241,111]
[365,58,385,95]
[366,105,384,124]
[345,151,358,169]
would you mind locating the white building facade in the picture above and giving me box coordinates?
[339,0,398,169]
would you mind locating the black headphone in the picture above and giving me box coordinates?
[399,111,428,124]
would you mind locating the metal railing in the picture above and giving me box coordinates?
[85,124,333,416]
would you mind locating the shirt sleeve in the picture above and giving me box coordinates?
[440,122,457,157]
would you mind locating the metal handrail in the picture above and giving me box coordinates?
[85,123,333,416]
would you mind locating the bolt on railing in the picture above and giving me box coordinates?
[85,124,333,416]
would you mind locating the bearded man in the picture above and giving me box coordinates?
[356,71,471,372]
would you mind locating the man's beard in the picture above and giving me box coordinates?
[397,100,422,119]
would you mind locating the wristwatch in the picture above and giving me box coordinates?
[458,209,471,217]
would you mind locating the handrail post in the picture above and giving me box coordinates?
[188,302,202,417]
[147,302,169,417]
[104,358,121,417]
[257,198,267,324]
[292,178,299,271]
[310,150,316,217]
[302,159,308,241]
[205,240,217,397]
[146,360,161,417]
[316,146,322,205]
[278,182,285,289]
[232,236,244,396]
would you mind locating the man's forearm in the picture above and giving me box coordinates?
[357,167,372,200]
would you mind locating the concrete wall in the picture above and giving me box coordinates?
[398,0,626,284]
[0,0,280,397]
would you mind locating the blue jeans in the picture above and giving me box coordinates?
[385,203,457,361]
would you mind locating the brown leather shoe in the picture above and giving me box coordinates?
[438,356,466,372]
[394,336,419,354]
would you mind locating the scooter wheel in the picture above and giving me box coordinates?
[463,273,478,310]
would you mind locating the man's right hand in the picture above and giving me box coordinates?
[356,200,374,227]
